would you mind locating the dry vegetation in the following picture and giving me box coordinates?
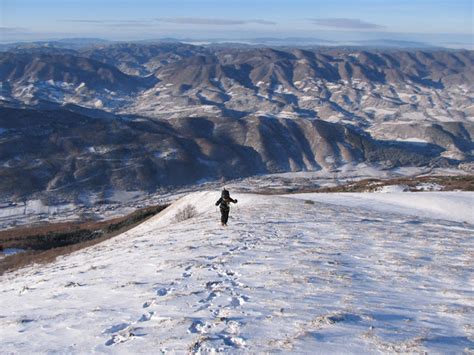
[174,204,198,222]
[253,175,474,195]
[0,204,168,275]
[315,175,474,193]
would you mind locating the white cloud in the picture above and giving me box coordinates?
[156,18,277,26]
[309,18,385,30]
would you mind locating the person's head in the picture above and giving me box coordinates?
[221,188,230,198]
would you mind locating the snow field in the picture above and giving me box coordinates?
[0,191,473,353]
[287,191,474,224]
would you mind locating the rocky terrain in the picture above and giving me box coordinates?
[0,42,472,205]
[2,44,473,126]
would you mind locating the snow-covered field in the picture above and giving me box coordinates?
[287,191,474,224]
[1,191,473,353]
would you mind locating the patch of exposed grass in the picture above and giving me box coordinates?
[253,175,474,195]
[315,175,474,193]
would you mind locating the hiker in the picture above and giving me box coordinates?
[215,188,238,226]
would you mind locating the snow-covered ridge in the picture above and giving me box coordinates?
[1,191,473,353]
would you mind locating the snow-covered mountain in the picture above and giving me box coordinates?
[1,191,473,352]
[2,45,473,127]
[0,106,450,203]
[0,43,473,206]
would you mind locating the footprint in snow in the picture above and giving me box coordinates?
[188,319,212,334]
[105,327,146,346]
[156,287,172,296]
[143,299,155,308]
[222,335,246,348]
[205,281,222,290]
[229,296,247,308]
[103,323,130,334]
[199,290,219,304]
[138,311,154,322]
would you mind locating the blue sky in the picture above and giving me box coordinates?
[0,0,472,46]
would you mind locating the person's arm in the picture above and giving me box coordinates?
[232,198,238,203]
[215,198,222,206]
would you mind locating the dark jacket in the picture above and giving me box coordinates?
[215,194,237,209]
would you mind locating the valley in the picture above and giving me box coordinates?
[0,41,472,226]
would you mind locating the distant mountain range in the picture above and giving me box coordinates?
[1,36,467,49]
[0,41,472,203]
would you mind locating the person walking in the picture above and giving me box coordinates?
[215,188,237,226]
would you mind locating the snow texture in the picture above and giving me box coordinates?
[288,191,474,224]
[1,191,473,353]
[375,184,409,193]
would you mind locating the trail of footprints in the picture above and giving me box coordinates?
[104,228,255,351]
[185,229,253,352]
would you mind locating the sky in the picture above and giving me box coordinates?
[0,0,473,47]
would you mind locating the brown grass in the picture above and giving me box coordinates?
[174,204,198,222]
[252,175,474,195]
[316,175,474,193]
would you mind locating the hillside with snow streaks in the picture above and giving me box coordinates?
[1,191,473,353]
[1,46,473,207]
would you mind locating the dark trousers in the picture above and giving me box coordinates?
[220,207,229,224]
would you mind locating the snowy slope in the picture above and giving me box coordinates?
[1,191,473,353]
[286,191,474,224]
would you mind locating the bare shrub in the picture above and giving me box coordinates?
[174,204,198,222]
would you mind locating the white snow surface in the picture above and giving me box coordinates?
[1,191,473,353]
[287,191,474,224]
[376,184,409,193]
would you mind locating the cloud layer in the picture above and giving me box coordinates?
[156,18,276,26]
[309,18,384,30]
[59,18,277,29]
[0,27,29,33]
[60,19,155,28]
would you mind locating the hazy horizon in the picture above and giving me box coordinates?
[0,0,472,48]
